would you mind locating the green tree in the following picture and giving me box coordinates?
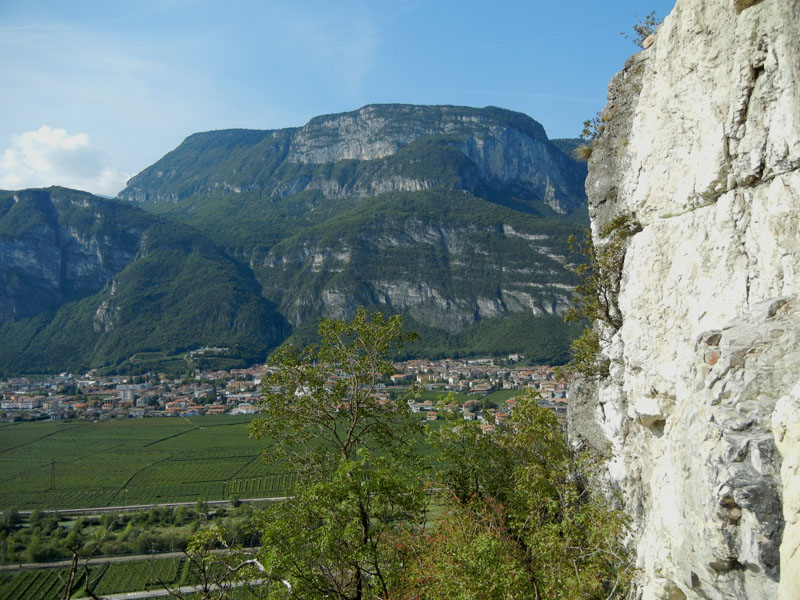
[3,508,21,529]
[166,524,264,600]
[501,395,631,599]
[428,418,514,504]
[249,308,426,600]
[406,393,633,599]
[393,498,535,600]
[251,308,419,469]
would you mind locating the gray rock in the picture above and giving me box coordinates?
[569,1,800,598]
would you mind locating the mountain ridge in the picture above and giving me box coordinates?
[120,104,586,216]
[1,104,588,374]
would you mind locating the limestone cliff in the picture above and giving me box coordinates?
[570,1,800,598]
[0,188,146,324]
[122,105,587,215]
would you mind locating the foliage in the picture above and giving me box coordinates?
[559,327,606,380]
[160,523,266,599]
[557,216,641,380]
[256,451,426,600]
[0,501,258,567]
[621,11,662,48]
[575,109,616,161]
[288,311,583,366]
[580,114,605,145]
[251,308,420,470]
[392,498,535,600]
[404,393,633,599]
[249,310,427,599]
[428,419,514,504]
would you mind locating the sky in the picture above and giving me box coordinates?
[0,0,676,197]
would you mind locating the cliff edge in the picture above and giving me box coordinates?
[570,1,800,598]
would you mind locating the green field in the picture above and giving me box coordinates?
[0,555,265,600]
[480,388,523,404]
[0,416,296,510]
[413,389,471,404]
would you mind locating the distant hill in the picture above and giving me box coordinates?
[0,188,288,375]
[0,105,588,374]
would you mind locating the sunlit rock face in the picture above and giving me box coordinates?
[0,188,143,324]
[569,0,800,598]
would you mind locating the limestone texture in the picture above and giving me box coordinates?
[570,0,800,598]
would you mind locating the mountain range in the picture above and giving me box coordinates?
[1,104,588,375]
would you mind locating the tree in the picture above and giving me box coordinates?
[428,418,514,504]
[573,113,605,161]
[403,392,633,599]
[251,309,420,468]
[392,497,535,600]
[248,308,426,600]
[158,524,268,600]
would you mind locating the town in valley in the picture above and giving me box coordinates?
[0,354,568,427]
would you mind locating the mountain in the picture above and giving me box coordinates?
[119,104,588,358]
[121,105,586,217]
[0,187,288,375]
[0,105,588,375]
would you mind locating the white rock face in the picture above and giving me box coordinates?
[572,1,800,598]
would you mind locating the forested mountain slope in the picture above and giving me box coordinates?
[119,105,588,358]
[0,188,287,374]
[0,105,588,374]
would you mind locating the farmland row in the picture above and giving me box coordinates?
[0,474,296,511]
[0,558,189,600]
[0,416,291,510]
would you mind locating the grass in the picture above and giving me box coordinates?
[413,390,471,404]
[479,389,522,404]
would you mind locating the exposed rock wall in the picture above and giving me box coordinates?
[262,221,572,330]
[0,189,144,324]
[571,1,800,598]
[120,104,588,215]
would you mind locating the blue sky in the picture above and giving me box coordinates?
[0,0,676,196]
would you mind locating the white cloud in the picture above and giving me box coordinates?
[0,126,130,197]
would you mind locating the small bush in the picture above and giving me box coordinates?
[622,11,662,48]
[558,215,641,380]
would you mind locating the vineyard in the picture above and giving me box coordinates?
[0,555,266,600]
[0,416,296,510]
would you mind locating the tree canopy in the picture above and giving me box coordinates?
[176,311,632,599]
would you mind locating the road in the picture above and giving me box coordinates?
[71,579,267,600]
[11,496,291,517]
[0,547,259,573]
